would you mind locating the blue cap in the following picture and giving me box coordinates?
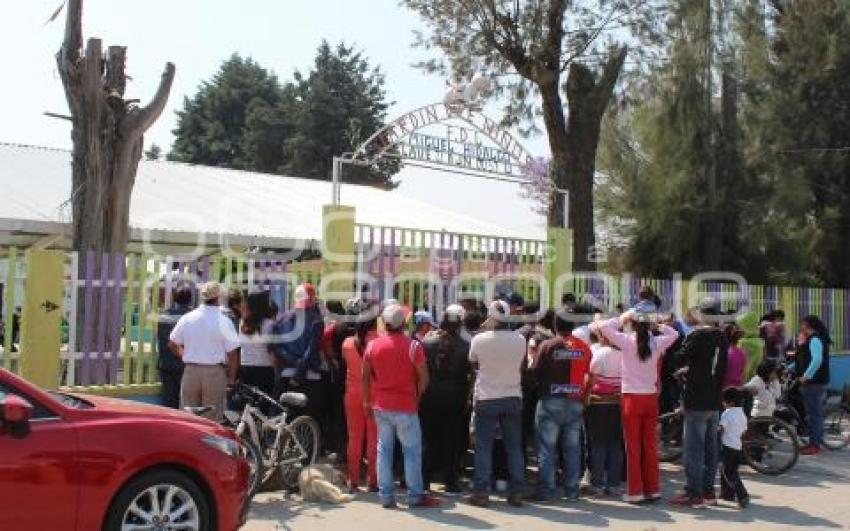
[413,310,436,328]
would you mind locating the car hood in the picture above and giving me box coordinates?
[68,393,225,431]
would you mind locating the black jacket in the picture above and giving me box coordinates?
[157,303,192,372]
[795,335,831,385]
[678,327,728,411]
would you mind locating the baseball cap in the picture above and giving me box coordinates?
[488,300,511,319]
[445,304,466,322]
[413,310,436,328]
[382,304,406,330]
[199,281,221,303]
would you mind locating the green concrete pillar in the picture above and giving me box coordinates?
[545,227,573,309]
[321,205,356,303]
[19,250,64,389]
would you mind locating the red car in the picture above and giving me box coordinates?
[0,368,251,531]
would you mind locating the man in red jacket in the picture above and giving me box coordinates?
[531,310,591,501]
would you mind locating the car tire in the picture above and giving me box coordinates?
[103,469,211,531]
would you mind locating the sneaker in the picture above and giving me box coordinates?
[411,494,442,508]
[623,493,645,504]
[670,492,705,509]
[468,494,490,508]
[506,494,524,507]
[801,444,822,456]
[348,484,361,495]
[702,491,718,506]
[368,484,379,493]
[382,500,398,509]
[444,482,464,496]
[645,493,662,504]
[738,497,750,509]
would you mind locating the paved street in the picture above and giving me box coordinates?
[245,449,850,530]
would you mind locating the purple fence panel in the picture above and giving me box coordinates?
[80,251,96,386]
[109,253,125,384]
[95,254,110,385]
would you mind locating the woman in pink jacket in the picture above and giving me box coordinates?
[591,310,678,504]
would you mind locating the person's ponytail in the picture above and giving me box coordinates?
[636,321,652,362]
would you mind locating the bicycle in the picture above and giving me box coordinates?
[657,407,800,476]
[187,383,321,498]
[777,378,850,451]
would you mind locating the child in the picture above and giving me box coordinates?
[719,387,750,508]
[744,361,782,418]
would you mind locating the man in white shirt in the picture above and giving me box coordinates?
[169,281,240,420]
[468,300,527,508]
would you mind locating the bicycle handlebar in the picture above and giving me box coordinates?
[233,383,285,412]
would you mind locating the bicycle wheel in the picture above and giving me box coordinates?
[823,407,850,450]
[239,435,264,500]
[277,416,321,489]
[743,416,799,476]
[658,411,684,463]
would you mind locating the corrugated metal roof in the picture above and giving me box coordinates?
[0,142,540,245]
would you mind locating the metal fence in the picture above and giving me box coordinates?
[1,230,850,391]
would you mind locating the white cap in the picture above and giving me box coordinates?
[488,300,510,319]
[445,304,466,322]
[381,304,406,330]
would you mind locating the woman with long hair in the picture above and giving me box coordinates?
[341,303,380,491]
[420,304,472,494]
[239,290,276,396]
[590,309,678,503]
[796,314,832,455]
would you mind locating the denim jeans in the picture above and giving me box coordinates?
[374,410,424,504]
[535,397,584,498]
[683,409,720,497]
[473,397,525,496]
[800,384,827,447]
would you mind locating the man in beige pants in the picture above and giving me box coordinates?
[169,281,240,420]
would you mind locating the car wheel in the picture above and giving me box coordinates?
[103,469,211,531]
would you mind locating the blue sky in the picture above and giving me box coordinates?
[0,0,545,236]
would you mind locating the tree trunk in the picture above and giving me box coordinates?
[556,47,628,271]
[715,68,739,271]
[57,0,174,371]
[58,0,175,255]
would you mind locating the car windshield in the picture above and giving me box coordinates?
[46,391,94,409]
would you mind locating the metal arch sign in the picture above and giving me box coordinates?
[350,102,535,181]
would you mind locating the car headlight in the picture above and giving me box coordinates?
[201,434,243,458]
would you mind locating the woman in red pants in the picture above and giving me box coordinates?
[342,305,380,492]
[591,308,679,503]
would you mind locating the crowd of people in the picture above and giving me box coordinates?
[156,280,834,511]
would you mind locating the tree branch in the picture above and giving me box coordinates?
[121,62,176,138]
[543,0,567,65]
[62,0,83,64]
[593,46,628,113]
